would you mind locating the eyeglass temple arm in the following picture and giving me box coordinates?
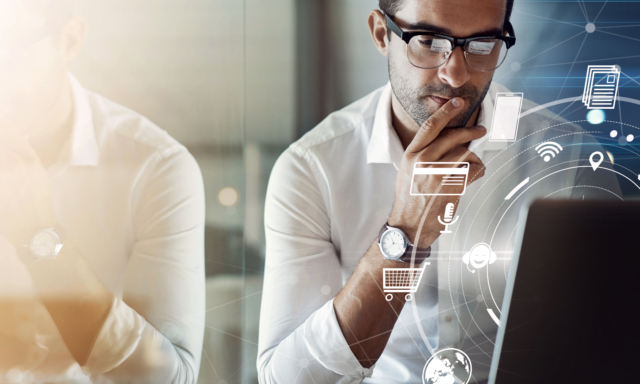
[504,21,516,48]
[384,13,405,40]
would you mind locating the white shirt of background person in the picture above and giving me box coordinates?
[0,2,205,383]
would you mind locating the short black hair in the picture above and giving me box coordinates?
[379,0,515,27]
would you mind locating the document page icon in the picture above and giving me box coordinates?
[582,65,620,109]
[410,162,469,196]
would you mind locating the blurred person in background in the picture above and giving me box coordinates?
[0,1,205,382]
[258,0,619,382]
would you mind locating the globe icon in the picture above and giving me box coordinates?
[422,348,472,384]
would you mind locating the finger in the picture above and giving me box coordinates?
[441,148,486,181]
[467,163,486,182]
[420,125,487,161]
[406,97,465,154]
[440,146,482,164]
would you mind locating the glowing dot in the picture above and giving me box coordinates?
[544,156,550,162]
[610,130,618,138]
[320,285,331,295]
[299,358,309,368]
[511,62,521,72]
[627,134,634,142]
[218,187,239,207]
[586,109,605,124]
[585,23,596,33]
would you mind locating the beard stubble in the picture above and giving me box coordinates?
[388,58,492,129]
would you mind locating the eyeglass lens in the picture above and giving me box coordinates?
[407,36,509,71]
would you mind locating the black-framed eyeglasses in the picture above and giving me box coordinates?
[385,13,516,72]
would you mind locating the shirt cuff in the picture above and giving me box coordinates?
[82,297,145,374]
[303,299,375,379]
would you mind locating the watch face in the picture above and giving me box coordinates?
[381,229,406,258]
[30,230,61,258]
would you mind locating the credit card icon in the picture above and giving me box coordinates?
[410,162,470,196]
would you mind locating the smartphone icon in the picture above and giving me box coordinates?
[490,92,523,142]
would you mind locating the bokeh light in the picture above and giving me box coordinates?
[218,187,239,207]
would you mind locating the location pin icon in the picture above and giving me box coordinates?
[589,151,604,171]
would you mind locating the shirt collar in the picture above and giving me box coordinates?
[366,82,508,168]
[48,74,99,177]
[366,84,405,166]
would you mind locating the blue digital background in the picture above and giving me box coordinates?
[496,0,640,197]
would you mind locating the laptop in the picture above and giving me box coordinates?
[489,199,640,383]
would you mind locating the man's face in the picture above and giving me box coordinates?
[388,0,507,128]
[0,1,68,133]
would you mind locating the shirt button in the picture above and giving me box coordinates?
[445,315,453,323]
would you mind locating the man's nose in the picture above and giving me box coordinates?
[437,47,471,89]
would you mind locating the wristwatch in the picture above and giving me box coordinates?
[378,222,431,263]
[17,224,67,263]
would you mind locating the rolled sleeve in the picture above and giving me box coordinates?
[304,300,375,379]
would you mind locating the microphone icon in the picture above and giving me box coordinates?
[438,203,459,234]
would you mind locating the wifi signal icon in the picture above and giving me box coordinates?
[535,141,563,162]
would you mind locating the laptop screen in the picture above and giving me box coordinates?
[490,200,640,383]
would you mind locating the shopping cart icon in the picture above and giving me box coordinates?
[383,262,430,302]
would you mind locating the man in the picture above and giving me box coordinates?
[0,1,204,382]
[258,0,619,383]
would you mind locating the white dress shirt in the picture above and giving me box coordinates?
[258,82,619,383]
[0,75,205,383]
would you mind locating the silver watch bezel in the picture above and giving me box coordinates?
[378,226,409,261]
[28,228,63,260]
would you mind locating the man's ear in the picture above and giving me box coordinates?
[368,10,390,57]
[56,16,86,62]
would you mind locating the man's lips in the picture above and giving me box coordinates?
[428,95,452,105]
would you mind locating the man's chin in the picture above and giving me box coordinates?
[417,108,476,129]
[421,99,474,126]
[446,114,474,128]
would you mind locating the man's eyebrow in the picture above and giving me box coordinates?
[406,21,504,37]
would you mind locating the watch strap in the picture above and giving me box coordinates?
[401,243,431,263]
[52,223,67,243]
